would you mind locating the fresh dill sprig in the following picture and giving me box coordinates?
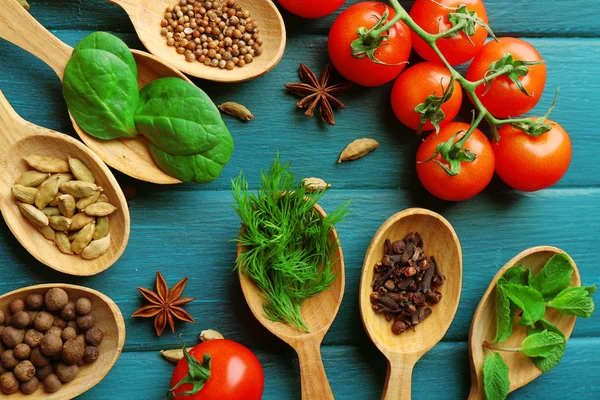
[232,154,350,332]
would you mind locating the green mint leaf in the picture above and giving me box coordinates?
[526,323,566,373]
[494,278,513,343]
[529,254,573,300]
[483,353,510,400]
[502,283,545,326]
[503,265,529,285]
[520,330,565,358]
[547,287,595,318]
[527,318,566,339]
[582,284,598,296]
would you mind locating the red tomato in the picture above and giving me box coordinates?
[328,2,412,87]
[278,0,345,19]
[416,122,495,201]
[391,62,463,132]
[409,0,489,66]
[466,38,547,118]
[170,339,264,400]
[493,121,571,191]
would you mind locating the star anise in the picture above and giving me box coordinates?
[284,63,352,126]
[132,271,195,336]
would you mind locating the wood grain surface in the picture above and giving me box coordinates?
[0,0,599,399]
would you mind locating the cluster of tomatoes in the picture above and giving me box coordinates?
[279,0,573,202]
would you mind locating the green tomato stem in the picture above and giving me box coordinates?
[367,0,407,40]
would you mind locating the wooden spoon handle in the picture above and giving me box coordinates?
[294,338,334,400]
[0,89,29,149]
[0,0,72,79]
[381,354,419,400]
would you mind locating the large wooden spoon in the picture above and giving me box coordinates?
[360,208,462,399]
[237,203,344,400]
[0,0,191,184]
[0,89,130,276]
[0,283,126,399]
[106,0,286,83]
[468,246,580,400]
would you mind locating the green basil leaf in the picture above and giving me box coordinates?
[529,254,573,300]
[547,287,595,318]
[520,330,565,358]
[503,265,528,285]
[483,353,510,400]
[502,283,545,326]
[494,278,513,343]
[63,49,139,140]
[73,32,137,79]
[135,77,230,156]
[149,132,234,183]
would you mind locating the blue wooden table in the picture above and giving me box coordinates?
[1,1,599,398]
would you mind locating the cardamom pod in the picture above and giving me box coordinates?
[49,216,72,232]
[55,232,72,255]
[94,216,110,240]
[200,329,224,342]
[83,202,117,217]
[11,185,38,204]
[160,348,193,363]
[18,203,49,227]
[338,138,380,163]
[97,194,110,203]
[35,175,60,210]
[24,155,70,173]
[81,234,111,260]
[69,213,95,231]
[302,177,331,192]
[76,191,101,211]
[36,225,56,241]
[60,181,100,198]
[49,193,62,207]
[71,222,96,254]
[218,102,255,122]
[39,173,72,189]
[16,171,48,187]
[42,207,61,217]
[68,156,95,183]
[58,194,76,218]
[68,231,78,242]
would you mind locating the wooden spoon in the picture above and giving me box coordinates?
[468,246,581,400]
[0,283,126,399]
[237,203,344,400]
[106,0,286,83]
[359,208,462,400]
[0,89,130,276]
[0,0,191,184]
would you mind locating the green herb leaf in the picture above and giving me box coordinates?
[503,265,529,285]
[63,49,139,139]
[520,330,565,358]
[483,353,510,400]
[527,318,565,339]
[529,254,573,300]
[502,283,545,326]
[547,287,595,318]
[582,285,598,296]
[523,325,566,373]
[494,278,513,343]
[73,32,137,79]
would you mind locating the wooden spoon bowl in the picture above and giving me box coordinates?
[237,203,344,400]
[0,90,130,276]
[0,284,126,399]
[468,246,581,400]
[0,0,190,184]
[360,208,462,399]
[107,0,287,83]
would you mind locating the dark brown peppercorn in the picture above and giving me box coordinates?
[24,329,43,348]
[30,348,50,367]
[76,314,95,331]
[25,294,44,310]
[12,311,30,329]
[8,299,25,314]
[13,360,35,382]
[43,374,62,393]
[62,339,84,365]
[40,334,62,357]
[56,363,79,383]
[0,371,19,394]
[74,298,91,316]
[20,376,39,394]
[82,346,99,364]
[1,350,18,369]
[45,288,69,312]
[13,343,31,360]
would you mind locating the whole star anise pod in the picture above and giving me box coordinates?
[132,271,195,336]
[284,63,352,126]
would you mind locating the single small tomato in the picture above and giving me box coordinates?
[328,2,412,87]
[493,121,572,191]
[278,0,345,19]
[416,122,495,201]
[170,339,264,400]
[409,0,489,66]
[466,37,547,118]
[391,62,463,132]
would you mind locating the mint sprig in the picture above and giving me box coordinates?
[547,286,597,317]
[483,353,510,400]
[502,283,545,326]
[529,254,573,300]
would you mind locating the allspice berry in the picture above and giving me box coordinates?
[1,350,19,369]
[62,339,84,364]
[0,371,19,395]
[1,326,25,348]
[85,326,104,347]
[56,363,79,383]
[83,346,99,364]
[11,311,30,329]
[45,288,69,312]
[0,310,4,325]
[43,373,62,393]
[20,376,39,394]
[34,312,54,332]
[30,348,50,367]
[26,293,44,310]
[35,364,53,380]
[60,302,77,321]
[13,343,31,360]
[76,314,95,331]
[47,326,63,337]
[61,327,77,342]
[53,316,67,329]
[14,360,35,382]
[24,329,43,348]
[8,299,25,314]
[75,298,92,316]
[40,334,62,357]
